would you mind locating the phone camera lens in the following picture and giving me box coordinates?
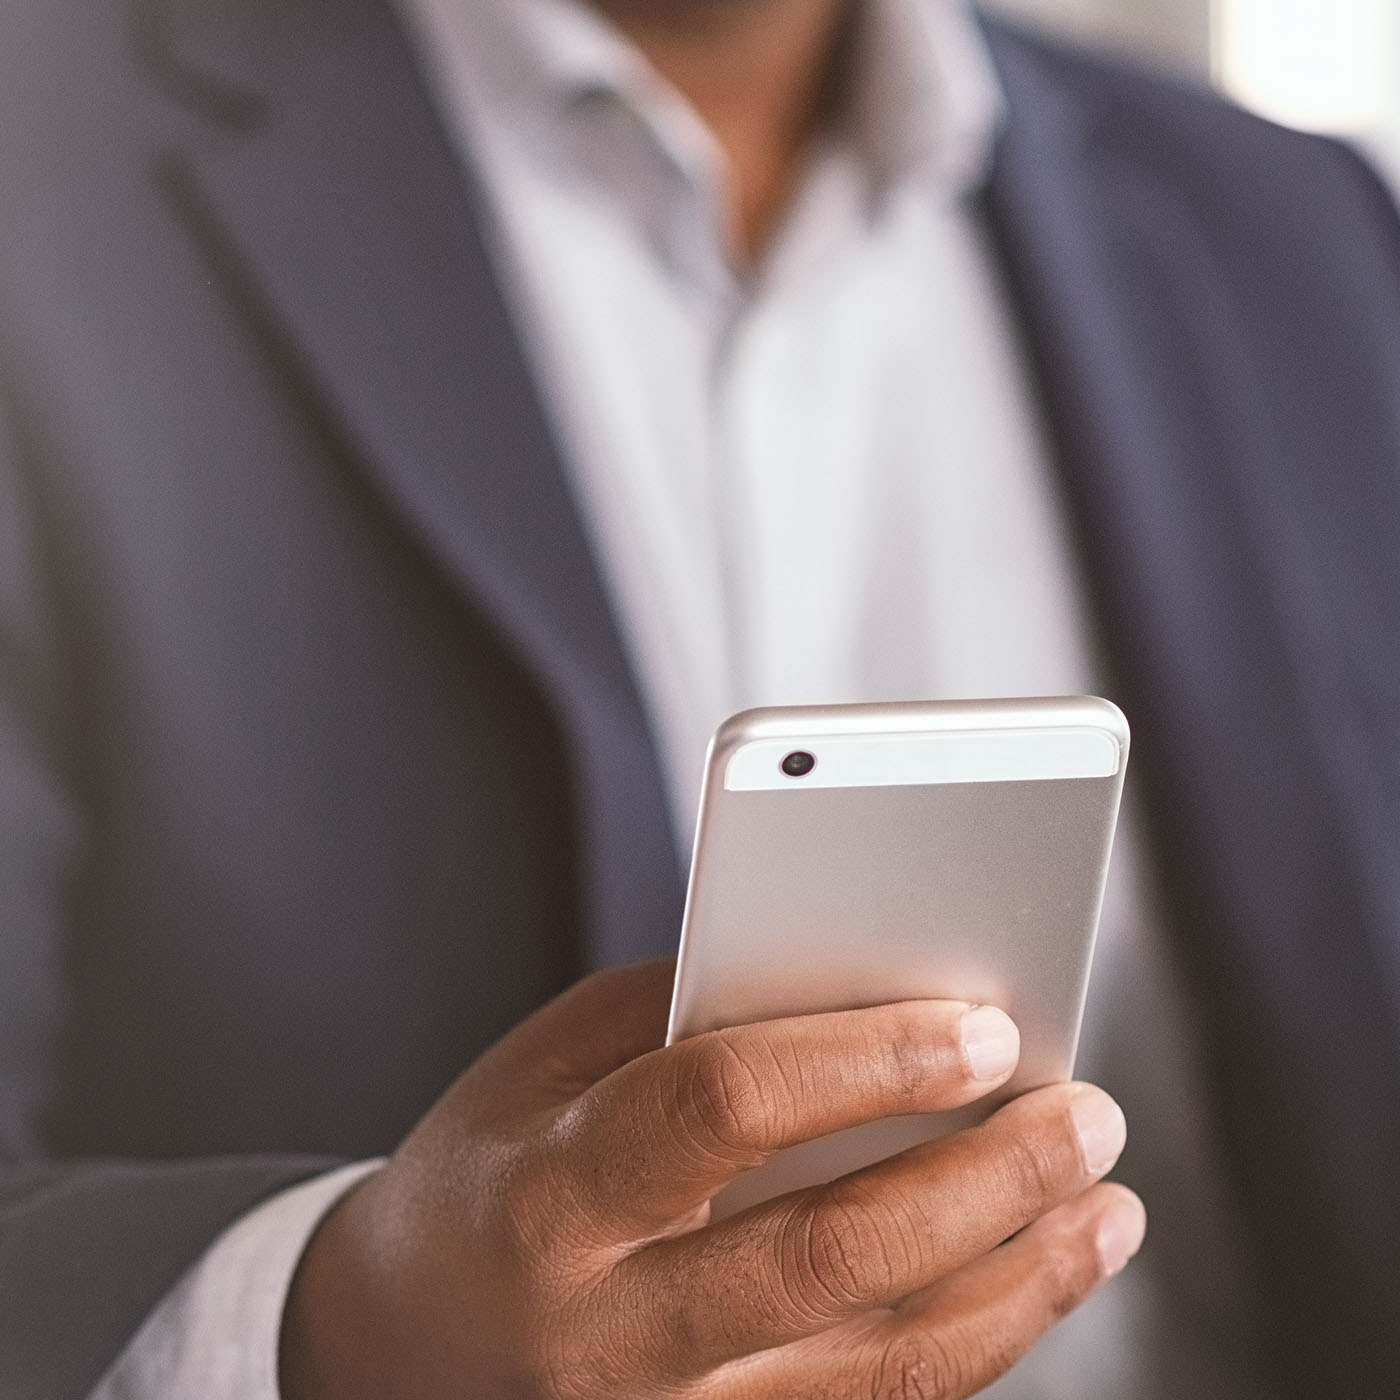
[780,750,816,778]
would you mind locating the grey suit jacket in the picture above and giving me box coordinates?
[2,1,1399,1396]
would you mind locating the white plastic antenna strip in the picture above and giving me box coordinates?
[724,726,1121,791]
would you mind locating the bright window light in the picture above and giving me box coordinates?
[1213,0,1400,136]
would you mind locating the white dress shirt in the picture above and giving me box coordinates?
[92,1,1273,1396]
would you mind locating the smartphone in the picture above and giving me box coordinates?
[666,696,1129,1218]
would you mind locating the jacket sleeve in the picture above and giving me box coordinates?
[0,364,339,1400]
[0,1156,336,1400]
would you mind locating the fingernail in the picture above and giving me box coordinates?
[960,1005,1019,1081]
[1070,1089,1127,1176]
[1096,1194,1147,1277]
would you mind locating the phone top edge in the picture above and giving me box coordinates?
[724,726,1122,791]
[710,697,1128,766]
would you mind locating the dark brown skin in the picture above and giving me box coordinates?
[280,961,1143,1399]
[590,0,856,260]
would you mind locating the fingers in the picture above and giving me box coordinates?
[622,1081,1126,1372]
[557,998,1020,1234]
[710,1183,1146,1400]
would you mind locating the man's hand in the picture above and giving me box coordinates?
[279,960,1143,1399]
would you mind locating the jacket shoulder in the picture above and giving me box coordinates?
[982,15,1400,284]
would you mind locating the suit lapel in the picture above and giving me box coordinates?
[982,22,1400,1389]
[147,0,683,965]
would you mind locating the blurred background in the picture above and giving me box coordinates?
[984,0,1400,188]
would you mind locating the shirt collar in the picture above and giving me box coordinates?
[442,0,1005,205]
[852,0,1006,198]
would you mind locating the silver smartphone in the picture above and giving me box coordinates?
[666,696,1129,1218]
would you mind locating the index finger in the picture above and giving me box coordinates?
[550,997,1020,1238]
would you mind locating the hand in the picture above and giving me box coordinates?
[279,959,1143,1399]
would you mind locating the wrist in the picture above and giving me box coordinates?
[278,1169,400,1400]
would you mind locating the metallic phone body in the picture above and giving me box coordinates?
[667,696,1129,1219]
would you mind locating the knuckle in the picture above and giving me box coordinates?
[776,1189,908,1319]
[489,1142,590,1267]
[1035,1224,1100,1321]
[674,1032,772,1160]
[491,1153,556,1257]
[869,1331,954,1400]
[487,1149,538,1232]
[533,1285,638,1400]
[996,1129,1067,1211]
[881,1015,940,1100]
[872,1323,1008,1400]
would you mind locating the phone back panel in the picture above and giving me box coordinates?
[667,698,1127,1217]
